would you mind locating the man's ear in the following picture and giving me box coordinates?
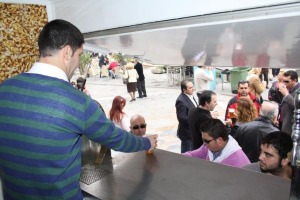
[215,137,223,145]
[204,101,209,107]
[281,158,290,167]
[63,45,72,60]
[272,115,278,124]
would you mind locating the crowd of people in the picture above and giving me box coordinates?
[87,52,148,103]
[176,67,298,182]
[0,18,298,199]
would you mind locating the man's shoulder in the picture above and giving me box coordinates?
[188,106,197,113]
[189,107,206,115]
[135,62,142,68]
[231,95,238,100]
[238,118,278,132]
[237,120,258,130]
[175,93,185,103]
[291,83,300,95]
[176,93,184,99]
[195,107,210,114]
[228,96,238,104]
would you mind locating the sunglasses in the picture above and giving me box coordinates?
[202,138,215,144]
[132,124,147,130]
[283,80,290,83]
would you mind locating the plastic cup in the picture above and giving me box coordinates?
[146,149,154,155]
[229,108,235,118]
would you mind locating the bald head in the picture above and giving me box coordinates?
[130,115,147,136]
[259,101,279,122]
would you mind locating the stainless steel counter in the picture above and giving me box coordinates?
[80,149,291,200]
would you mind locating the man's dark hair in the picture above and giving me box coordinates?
[200,119,229,141]
[238,80,249,88]
[261,131,293,159]
[199,90,216,106]
[38,19,84,57]
[283,70,298,82]
[180,80,192,93]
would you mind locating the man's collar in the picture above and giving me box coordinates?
[27,62,69,82]
[255,116,275,126]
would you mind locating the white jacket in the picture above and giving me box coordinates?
[195,68,213,92]
[123,69,139,83]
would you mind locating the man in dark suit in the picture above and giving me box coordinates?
[175,80,198,153]
[134,58,147,98]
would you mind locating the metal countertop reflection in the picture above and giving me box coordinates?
[80,149,290,200]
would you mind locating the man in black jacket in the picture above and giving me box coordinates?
[188,90,218,150]
[134,58,147,98]
[234,101,279,162]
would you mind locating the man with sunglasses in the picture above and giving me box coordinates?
[278,70,300,134]
[183,119,250,168]
[130,115,147,136]
[225,80,261,122]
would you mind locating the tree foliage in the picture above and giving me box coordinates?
[79,51,92,75]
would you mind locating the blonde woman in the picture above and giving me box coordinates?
[235,97,258,123]
[123,62,139,102]
[246,68,265,102]
[229,97,258,137]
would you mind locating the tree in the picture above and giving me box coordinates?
[79,51,92,75]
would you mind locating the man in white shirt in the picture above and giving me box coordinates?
[175,80,198,153]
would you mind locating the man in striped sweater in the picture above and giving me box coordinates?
[0,19,158,200]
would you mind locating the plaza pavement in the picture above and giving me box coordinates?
[72,67,270,155]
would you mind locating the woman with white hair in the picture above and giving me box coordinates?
[123,62,139,102]
[268,69,286,104]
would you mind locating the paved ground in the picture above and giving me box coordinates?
[72,67,271,155]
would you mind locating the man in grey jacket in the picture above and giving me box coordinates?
[234,101,279,162]
[278,70,300,134]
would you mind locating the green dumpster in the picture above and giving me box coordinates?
[230,67,251,94]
